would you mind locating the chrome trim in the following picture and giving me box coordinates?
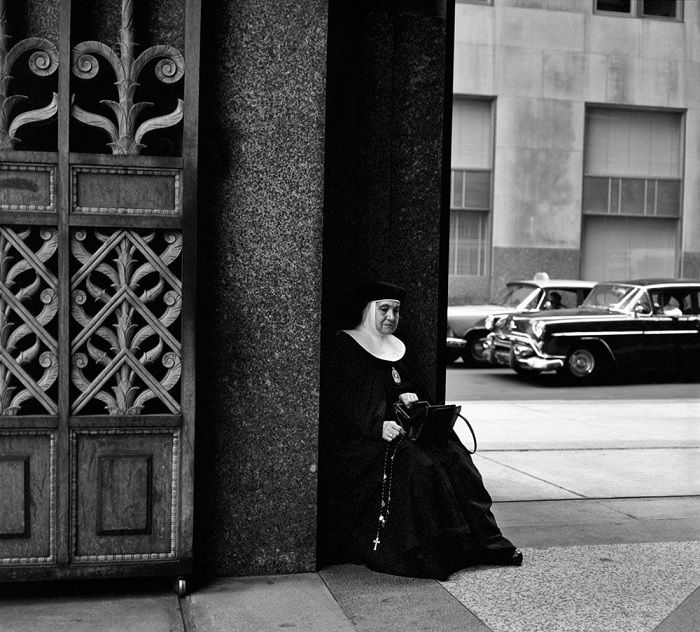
[518,356,564,371]
[490,332,566,373]
[518,316,630,326]
[551,329,699,337]
[446,336,467,348]
[552,330,644,337]
[644,329,700,335]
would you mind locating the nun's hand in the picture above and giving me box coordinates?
[382,421,404,442]
[398,392,419,407]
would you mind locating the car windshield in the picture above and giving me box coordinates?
[581,284,638,310]
[492,284,540,309]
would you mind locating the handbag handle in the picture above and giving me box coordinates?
[394,401,477,454]
[456,412,477,454]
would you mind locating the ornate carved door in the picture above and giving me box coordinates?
[0,0,199,588]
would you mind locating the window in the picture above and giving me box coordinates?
[582,177,680,217]
[597,0,632,12]
[581,108,682,280]
[594,0,682,20]
[449,206,488,276]
[583,108,682,218]
[544,290,579,310]
[450,99,492,276]
[649,288,700,316]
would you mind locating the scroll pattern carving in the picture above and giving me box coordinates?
[71,0,184,155]
[70,229,182,415]
[0,228,59,415]
[0,0,59,150]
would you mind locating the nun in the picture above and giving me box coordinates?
[319,280,522,579]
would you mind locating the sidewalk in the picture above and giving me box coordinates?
[1,400,699,632]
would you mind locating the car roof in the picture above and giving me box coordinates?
[600,279,700,288]
[507,279,596,289]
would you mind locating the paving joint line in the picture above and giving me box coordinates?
[178,594,197,632]
[477,453,588,498]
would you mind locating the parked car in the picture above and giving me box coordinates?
[446,276,595,366]
[485,279,700,383]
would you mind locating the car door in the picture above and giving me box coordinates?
[674,288,700,370]
[643,287,700,372]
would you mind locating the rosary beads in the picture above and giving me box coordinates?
[372,436,403,551]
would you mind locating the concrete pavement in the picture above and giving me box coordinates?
[0,399,698,632]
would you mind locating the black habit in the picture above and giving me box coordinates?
[320,331,517,580]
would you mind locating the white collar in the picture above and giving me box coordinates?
[343,329,406,361]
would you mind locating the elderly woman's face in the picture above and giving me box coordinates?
[375,300,400,334]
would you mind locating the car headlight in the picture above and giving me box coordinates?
[484,315,495,330]
[530,319,545,339]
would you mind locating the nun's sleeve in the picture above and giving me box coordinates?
[330,334,385,441]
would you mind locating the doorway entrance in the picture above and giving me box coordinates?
[0,0,199,589]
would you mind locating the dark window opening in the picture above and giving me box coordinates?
[595,0,681,19]
[596,0,632,12]
[642,0,677,18]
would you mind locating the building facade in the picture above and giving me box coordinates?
[449,0,700,303]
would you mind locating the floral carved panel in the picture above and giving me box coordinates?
[71,0,184,155]
[70,228,182,415]
[0,0,59,151]
[0,227,59,416]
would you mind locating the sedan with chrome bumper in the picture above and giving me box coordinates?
[485,279,700,383]
[447,277,594,366]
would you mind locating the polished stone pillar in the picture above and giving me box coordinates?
[195,0,450,577]
[195,0,329,576]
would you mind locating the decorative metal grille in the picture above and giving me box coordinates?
[0,1,59,151]
[0,0,198,581]
[71,0,184,155]
[0,227,59,415]
[70,229,182,415]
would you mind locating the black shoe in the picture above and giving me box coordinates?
[505,549,523,566]
[480,548,523,567]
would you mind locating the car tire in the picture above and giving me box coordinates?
[561,345,609,384]
[461,332,490,368]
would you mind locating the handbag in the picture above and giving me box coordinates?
[393,400,477,453]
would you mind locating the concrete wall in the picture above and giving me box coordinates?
[452,0,700,301]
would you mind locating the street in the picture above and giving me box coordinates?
[446,365,700,401]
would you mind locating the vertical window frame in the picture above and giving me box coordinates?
[450,97,494,278]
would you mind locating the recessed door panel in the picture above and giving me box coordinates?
[0,433,56,563]
[72,429,178,561]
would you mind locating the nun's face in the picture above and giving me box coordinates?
[375,300,400,334]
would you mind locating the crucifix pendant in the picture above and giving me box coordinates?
[373,536,380,550]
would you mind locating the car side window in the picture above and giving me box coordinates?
[682,290,700,315]
[525,289,545,310]
[651,288,695,317]
[649,291,664,314]
[635,292,653,315]
[665,296,681,314]
[542,289,577,310]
